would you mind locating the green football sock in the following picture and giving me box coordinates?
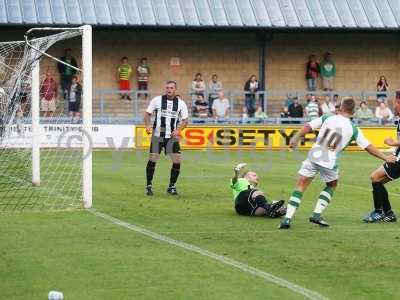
[285,190,303,219]
[313,186,334,216]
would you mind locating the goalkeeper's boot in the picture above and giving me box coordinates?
[146,185,154,196]
[309,213,329,227]
[383,210,397,222]
[362,209,384,223]
[167,185,178,196]
[267,200,285,218]
[279,217,291,229]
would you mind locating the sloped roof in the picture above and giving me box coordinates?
[1,0,400,29]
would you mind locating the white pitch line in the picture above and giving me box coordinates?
[89,208,329,300]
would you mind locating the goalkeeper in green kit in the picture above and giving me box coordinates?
[231,163,286,218]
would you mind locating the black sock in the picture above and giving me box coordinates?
[380,184,392,213]
[146,161,156,186]
[372,182,391,212]
[169,163,180,187]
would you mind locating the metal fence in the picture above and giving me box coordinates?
[92,88,396,125]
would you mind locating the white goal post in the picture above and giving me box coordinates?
[0,25,92,211]
[28,25,92,209]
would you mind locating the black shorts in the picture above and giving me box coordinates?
[149,136,181,155]
[235,189,268,216]
[383,161,400,180]
[69,101,80,113]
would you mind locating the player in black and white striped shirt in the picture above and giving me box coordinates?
[363,91,400,223]
[144,80,189,196]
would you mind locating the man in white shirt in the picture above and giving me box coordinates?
[144,80,189,196]
[279,97,396,229]
[212,91,230,120]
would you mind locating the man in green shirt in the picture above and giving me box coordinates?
[230,163,286,217]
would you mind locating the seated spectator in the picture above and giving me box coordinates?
[319,96,331,115]
[354,101,374,120]
[208,74,222,115]
[377,75,389,102]
[255,106,268,119]
[40,70,57,117]
[244,75,259,117]
[137,57,151,100]
[212,91,230,120]
[117,56,132,100]
[280,106,289,118]
[241,107,249,123]
[284,93,295,107]
[375,102,393,122]
[57,48,78,100]
[288,98,303,118]
[305,95,320,119]
[191,73,206,102]
[67,75,82,122]
[193,94,208,118]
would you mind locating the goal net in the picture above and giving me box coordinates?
[0,26,92,212]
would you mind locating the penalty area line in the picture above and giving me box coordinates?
[88,208,329,300]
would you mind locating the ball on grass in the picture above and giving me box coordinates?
[48,291,63,300]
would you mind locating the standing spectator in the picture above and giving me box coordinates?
[117,56,132,100]
[305,54,320,91]
[57,48,78,100]
[355,101,374,120]
[244,75,259,117]
[377,75,389,102]
[208,74,222,116]
[191,73,206,102]
[67,75,82,122]
[137,57,151,100]
[305,95,320,119]
[320,52,336,91]
[288,98,304,118]
[375,102,393,122]
[193,94,208,118]
[212,91,230,120]
[40,70,58,117]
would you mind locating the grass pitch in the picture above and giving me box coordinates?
[1,150,400,300]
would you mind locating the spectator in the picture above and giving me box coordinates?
[354,101,374,120]
[244,75,259,117]
[305,54,320,91]
[377,75,389,102]
[191,73,206,102]
[117,56,132,100]
[288,98,304,118]
[320,95,332,115]
[284,93,295,107]
[255,106,268,119]
[57,48,78,100]
[375,102,393,122]
[137,57,151,100]
[208,74,223,116]
[280,106,290,118]
[320,52,336,91]
[40,70,57,117]
[305,95,320,119]
[67,75,82,122]
[193,94,208,118]
[212,91,230,120]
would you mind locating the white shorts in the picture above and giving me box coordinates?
[41,98,56,112]
[298,159,339,183]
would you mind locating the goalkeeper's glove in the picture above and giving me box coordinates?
[234,163,247,174]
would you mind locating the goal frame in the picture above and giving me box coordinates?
[28,25,92,208]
